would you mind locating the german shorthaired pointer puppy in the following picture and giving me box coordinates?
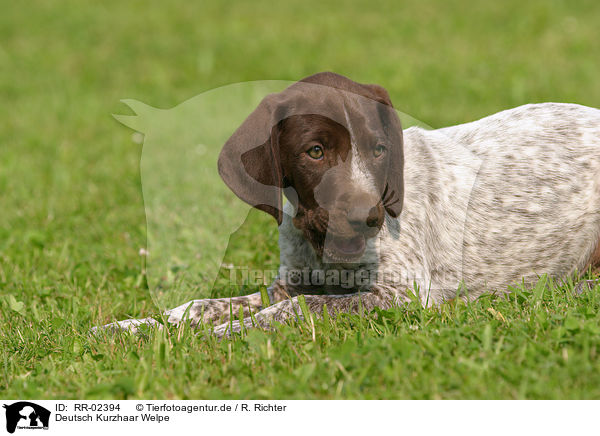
[100,72,600,337]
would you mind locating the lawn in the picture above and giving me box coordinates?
[1,0,600,399]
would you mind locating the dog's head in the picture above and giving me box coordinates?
[218,72,404,263]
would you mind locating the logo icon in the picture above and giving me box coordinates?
[2,402,50,434]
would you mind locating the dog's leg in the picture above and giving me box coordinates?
[164,292,265,326]
[95,291,267,334]
[93,278,295,334]
[212,290,400,338]
[162,278,293,326]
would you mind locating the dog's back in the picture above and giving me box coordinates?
[395,103,600,302]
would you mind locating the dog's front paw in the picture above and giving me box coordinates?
[163,300,205,326]
[91,317,161,336]
[163,299,234,326]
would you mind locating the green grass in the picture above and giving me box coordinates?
[2,0,600,399]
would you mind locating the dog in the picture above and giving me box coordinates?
[99,72,600,337]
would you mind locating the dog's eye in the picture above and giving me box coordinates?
[373,144,386,158]
[307,145,324,160]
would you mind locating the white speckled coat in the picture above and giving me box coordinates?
[277,103,600,309]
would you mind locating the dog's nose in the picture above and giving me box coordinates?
[348,205,382,231]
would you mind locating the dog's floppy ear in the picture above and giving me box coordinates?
[218,94,286,225]
[239,125,284,224]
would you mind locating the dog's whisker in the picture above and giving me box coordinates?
[381,184,389,201]
[383,188,396,204]
[384,198,400,208]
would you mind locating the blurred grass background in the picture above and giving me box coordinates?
[1,0,600,398]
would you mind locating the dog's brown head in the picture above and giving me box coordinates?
[218,72,404,263]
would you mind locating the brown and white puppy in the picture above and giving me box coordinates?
[218,73,404,266]
[100,72,600,337]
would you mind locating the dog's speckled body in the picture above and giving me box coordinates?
[99,74,600,337]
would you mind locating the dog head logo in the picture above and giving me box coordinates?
[3,402,50,433]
